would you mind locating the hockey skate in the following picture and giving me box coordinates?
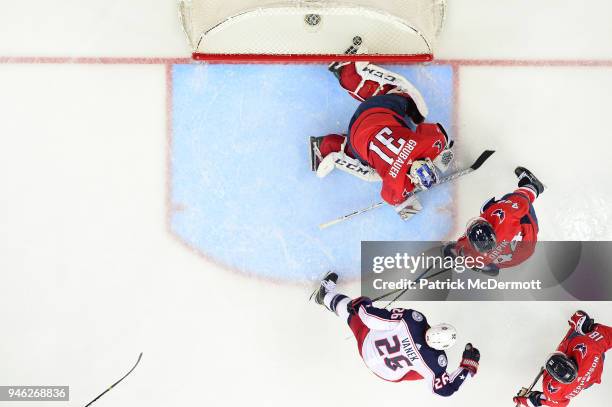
[515,166,546,196]
[309,271,338,305]
[328,36,363,79]
[309,136,324,172]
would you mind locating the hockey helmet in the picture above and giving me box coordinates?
[425,323,458,350]
[409,159,438,190]
[545,352,578,384]
[466,218,497,254]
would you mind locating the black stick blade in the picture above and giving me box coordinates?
[470,150,495,170]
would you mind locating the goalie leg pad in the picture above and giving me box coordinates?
[316,152,381,182]
[338,61,429,120]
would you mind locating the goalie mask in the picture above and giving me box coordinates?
[545,352,578,384]
[409,159,438,190]
[466,218,497,254]
[425,324,458,350]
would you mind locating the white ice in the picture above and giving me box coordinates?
[0,1,611,406]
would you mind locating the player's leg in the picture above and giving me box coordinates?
[309,134,347,172]
[514,166,546,202]
[312,272,370,354]
[331,60,428,123]
[502,167,545,226]
[310,134,381,182]
[313,272,351,321]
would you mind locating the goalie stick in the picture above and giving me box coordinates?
[515,367,545,407]
[83,352,143,407]
[319,150,495,229]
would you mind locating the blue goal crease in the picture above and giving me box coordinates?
[170,64,454,282]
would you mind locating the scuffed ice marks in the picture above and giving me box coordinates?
[554,193,610,240]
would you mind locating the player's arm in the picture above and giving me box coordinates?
[594,324,612,351]
[432,344,480,397]
[514,392,570,407]
[567,311,612,350]
[331,60,428,123]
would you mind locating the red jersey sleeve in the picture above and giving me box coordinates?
[594,324,612,351]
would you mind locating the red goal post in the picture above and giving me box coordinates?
[178,0,447,63]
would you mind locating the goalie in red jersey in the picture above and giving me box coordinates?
[308,47,454,221]
[514,311,612,407]
[443,166,545,276]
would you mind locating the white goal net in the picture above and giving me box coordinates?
[178,0,447,62]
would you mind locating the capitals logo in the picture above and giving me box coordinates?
[492,209,505,223]
[547,382,560,394]
[574,344,588,359]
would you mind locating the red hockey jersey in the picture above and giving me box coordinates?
[349,109,447,205]
[456,188,539,269]
[541,324,612,406]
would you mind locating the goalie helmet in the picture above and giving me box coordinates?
[409,159,438,190]
[545,352,578,384]
[466,218,497,254]
[425,323,458,350]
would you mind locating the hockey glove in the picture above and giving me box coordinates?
[569,310,595,335]
[513,391,544,407]
[472,263,500,277]
[348,296,372,315]
[460,343,480,376]
[394,195,423,221]
[442,242,459,259]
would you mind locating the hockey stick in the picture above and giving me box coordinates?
[319,150,495,229]
[373,266,431,305]
[515,367,545,406]
[383,264,439,309]
[83,352,143,407]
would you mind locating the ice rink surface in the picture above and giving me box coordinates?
[1,1,611,406]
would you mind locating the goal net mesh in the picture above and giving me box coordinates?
[179,0,447,61]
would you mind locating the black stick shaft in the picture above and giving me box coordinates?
[83,353,143,407]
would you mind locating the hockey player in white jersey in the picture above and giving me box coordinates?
[313,272,480,396]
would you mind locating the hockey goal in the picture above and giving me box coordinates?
[178,0,447,62]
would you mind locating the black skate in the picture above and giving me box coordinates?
[309,136,324,172]
[328,36,363,79]
[515,166,546,196]
[309,271,338,305]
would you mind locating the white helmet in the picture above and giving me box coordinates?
[425,323,458,350]
[409,159,438,190]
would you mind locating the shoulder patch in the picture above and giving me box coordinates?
[438,354,448,368]
[547,382,559,394]
[412,311,424,322]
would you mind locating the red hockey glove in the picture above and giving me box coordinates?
[569,310,595,335]
[513,391,543,407]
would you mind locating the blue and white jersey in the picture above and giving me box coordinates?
[355,302,470,397]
